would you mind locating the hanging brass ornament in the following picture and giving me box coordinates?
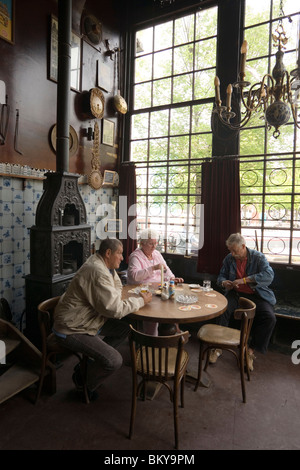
[88,121,103,189]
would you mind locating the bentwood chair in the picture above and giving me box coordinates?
[128,325,189,449]
[35,296,89,404]
[194,297,256,403]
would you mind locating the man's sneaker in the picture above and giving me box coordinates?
[246,352,256,372]
[209,348,222,364]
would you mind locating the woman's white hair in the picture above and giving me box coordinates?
[226,232,245,247]
[139,228,159,244]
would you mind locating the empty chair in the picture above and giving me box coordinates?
[128,325,189,449]
[194,297,256,403]
[35,296,89,404]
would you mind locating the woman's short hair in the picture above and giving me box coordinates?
[98,238,123,256]
[139,228,159,245]
[226,233,245,247]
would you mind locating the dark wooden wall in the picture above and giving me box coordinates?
[0,0,124,175]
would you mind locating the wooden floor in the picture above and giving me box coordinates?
[0,329,299,452]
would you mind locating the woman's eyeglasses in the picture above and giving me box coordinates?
[145,241,157,247]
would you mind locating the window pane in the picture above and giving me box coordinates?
[245,0,271,28]
[174,44,194,74]
[149,138,168,161]
[153,78,171,106]
[134,82,151,110]
[150,110,169,138]
[130,140,148,162]
[173,74,193,103]
[195,38,217,68]
[240,128,265,154]
[246,24,270,60]
[170,107,190,135]
[190,134,212,159]
[154,21,173,51]
[136,28,153,55]
[174,14,194,45]
[135,55,152,83]
[169,135,190,160]
[192,103,214,133]
[195,7,218,39]
[149,168,167,194]
[131,113,149,139]
[153,50,172,79]
[194,69,215,100]
[168,166,189,193]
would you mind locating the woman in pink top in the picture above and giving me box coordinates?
[127,228,184,335]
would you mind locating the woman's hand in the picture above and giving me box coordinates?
[153,263,166,271]
[173,277,184,284]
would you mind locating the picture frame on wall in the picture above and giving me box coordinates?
[0,0,15,44]
[49,15,82,91]
[102,118,115,146]
[103,170,116,186]
[97,59,111,93]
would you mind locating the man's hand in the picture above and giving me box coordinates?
[232,278,246,289]
[222,280,234,290]
[140,291,152,304]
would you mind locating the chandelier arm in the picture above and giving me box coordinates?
[290,102,300,129]
[240,77,271,113]
[219,112,252,131]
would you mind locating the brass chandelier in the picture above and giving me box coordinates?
[213,6,300,138]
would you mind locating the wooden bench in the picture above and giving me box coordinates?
[271,268,300,321]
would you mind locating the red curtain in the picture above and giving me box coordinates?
[197,159,241,275]
[118,162,137,264]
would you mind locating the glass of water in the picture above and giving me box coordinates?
[203,280,211,291]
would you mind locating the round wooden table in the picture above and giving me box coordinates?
[123,283,228,392]
[123,283,227,325]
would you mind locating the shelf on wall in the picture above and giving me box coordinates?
[0,173,90,188]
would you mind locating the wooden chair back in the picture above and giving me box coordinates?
[128,325,189,449]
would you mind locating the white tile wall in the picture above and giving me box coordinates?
[0,175,114,327]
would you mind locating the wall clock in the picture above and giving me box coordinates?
[82,88,105,120]
[90,88,105,119]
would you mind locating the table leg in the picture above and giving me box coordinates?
[142,382,163,401]
[158,323,212,387]
[185,369,211,388]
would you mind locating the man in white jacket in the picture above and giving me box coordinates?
[53,238,152,400]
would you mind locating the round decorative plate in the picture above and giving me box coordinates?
[50,124,78,157]
[84,15,102,45]
[113,93,127,114]
[90,88,105,119]
[88,169,103,190]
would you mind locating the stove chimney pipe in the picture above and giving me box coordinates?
[56,0,72,173]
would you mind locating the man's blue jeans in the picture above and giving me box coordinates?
[56,318,130,391]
